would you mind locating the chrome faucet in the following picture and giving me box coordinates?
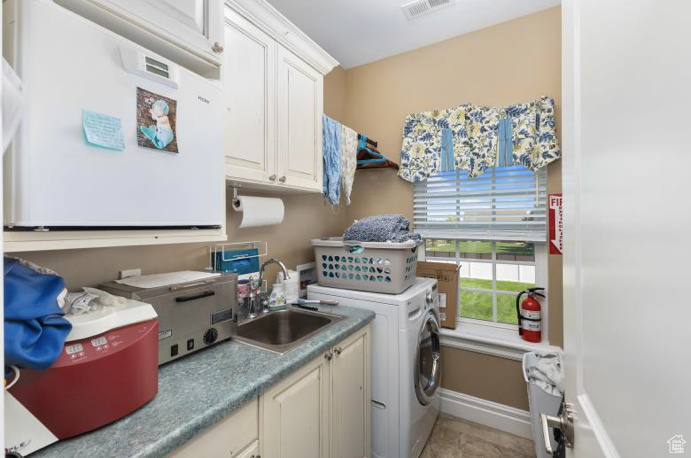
[247,258,290,318]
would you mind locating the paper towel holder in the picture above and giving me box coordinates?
[228,182,242,209]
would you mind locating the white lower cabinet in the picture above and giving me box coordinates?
[261,351,331,458]
[170,397,259,457]
[236,440,260,458]
[169,325,371,458]
[262,325,371,458]
[331,327,371,458]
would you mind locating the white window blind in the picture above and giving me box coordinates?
[413,165,548,241]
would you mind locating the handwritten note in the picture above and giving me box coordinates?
[82,109,125,151]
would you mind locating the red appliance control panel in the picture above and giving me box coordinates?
[58,320,155,366]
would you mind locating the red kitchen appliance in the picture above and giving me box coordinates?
[5,300,158,456]
[515,287,545,343]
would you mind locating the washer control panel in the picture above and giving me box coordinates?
[424,282,439,311]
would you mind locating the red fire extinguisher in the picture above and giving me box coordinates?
[515,287,545,343]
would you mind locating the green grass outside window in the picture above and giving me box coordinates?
[460,278,535,324]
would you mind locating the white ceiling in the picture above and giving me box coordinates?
[266,0,561,69]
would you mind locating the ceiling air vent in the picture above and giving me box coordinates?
[401,0,455,20]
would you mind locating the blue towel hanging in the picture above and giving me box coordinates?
[322,115,342,205]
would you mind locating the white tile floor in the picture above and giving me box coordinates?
[421,413,537,458]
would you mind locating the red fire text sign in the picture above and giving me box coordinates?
[549,194,563,255]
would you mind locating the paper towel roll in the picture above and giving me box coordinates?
[233,196,285,228]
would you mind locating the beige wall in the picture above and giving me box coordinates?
[441,347,529,410]
[14,9,561,412]
[338,7,563,409]
[16,190,349,290]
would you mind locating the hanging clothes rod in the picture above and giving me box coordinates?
[356,134,399,171]
[357,134,377,148]
[325,115,398,171]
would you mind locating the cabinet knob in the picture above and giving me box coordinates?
[324,352,333,361]
[212,42,224,53]
[278,176,286,183]
[269,175,277,182]
[334,347,342,355]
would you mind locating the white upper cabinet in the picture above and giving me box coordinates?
[223,9,276,183]
[54,0,223,77]
[223,0,338,193]
[149,0,222,55]
[277,47,323,190]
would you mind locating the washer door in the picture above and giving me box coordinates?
[415,311,441,405]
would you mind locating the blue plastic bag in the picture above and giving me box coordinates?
[4,258,72,373]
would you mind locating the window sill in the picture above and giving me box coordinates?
[440,322,562,361]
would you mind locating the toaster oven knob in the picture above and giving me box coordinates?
[203,328,218,346]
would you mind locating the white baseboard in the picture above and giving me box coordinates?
[439,388,533,439]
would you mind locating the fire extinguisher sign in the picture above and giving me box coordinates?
[549,194,563,255]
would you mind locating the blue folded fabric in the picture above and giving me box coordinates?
[343,214,421,243]
[4,258,72,373]
[322,115,342,205]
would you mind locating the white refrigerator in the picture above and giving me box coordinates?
[3,0,224,228]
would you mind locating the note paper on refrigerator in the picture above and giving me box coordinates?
[82,109,126,151]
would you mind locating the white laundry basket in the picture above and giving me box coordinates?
[523,352,564,458]
[311,237,421,294]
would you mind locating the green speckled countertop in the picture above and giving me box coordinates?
[31,305,374,458]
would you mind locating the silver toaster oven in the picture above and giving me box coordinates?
[100,272,238,365]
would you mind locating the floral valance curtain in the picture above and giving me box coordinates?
[398,96,560,183]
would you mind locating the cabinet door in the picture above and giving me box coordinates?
[235,440,259,458]
[55,0,222,66]
[223,8,277,183]
[276,46,324,192]
[332,326,371,458]
[170,398,259,458]
[262,353,331,458]
[156,0,220,52]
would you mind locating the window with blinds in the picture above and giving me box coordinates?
[412,165,548,241]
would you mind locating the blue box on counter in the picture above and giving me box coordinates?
[214,248,260,275]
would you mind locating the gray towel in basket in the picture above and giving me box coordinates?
[343,214,421,243]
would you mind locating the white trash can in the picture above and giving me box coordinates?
[522,352,564,458]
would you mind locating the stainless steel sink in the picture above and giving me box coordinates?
[233,307,344,354]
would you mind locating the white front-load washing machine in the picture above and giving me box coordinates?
[308,278,441,458]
